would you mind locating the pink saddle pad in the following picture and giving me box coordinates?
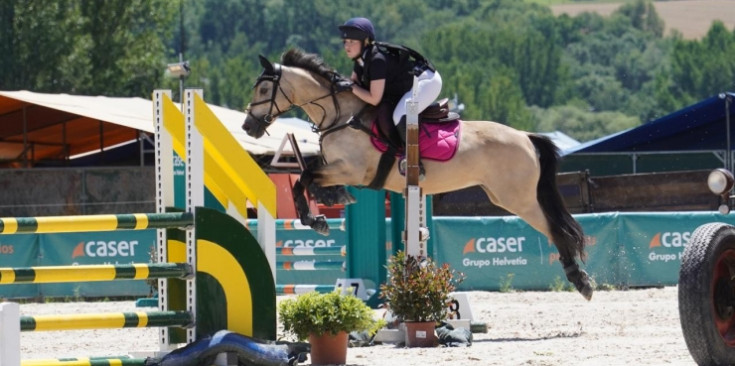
[370,120,461,161]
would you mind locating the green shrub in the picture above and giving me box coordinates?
[278,291,383,341]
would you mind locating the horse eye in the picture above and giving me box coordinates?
[259,86,269,96]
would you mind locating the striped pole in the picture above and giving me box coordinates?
[276,246,346,256]
[20,311,192,332]
[0,263,192,284]
[276,284,335,295]
[22,357,146,366]
[277,219,345,231]
[0,212,193,234]
[277,260,345,271]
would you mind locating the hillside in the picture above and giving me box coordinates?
[551,0,735,39]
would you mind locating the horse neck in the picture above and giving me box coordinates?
[285,67,366,130]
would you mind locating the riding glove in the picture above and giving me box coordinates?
[331,74,354,92]
[335,79,354,92]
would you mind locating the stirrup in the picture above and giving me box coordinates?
[398,157,425,181]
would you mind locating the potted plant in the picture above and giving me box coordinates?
[380,250,464,347]
[278,291,383,365]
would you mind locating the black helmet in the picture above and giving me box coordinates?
[338,17,375,41]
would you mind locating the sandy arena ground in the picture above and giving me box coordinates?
[18,287,698,365]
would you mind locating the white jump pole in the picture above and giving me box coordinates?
[0,302,20,366]
[404,77,429,258]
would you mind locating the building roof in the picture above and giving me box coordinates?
[0,90,320,167]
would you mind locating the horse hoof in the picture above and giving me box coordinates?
[575,270,594,301]
[580,284,593,301]
[312,216,330,236]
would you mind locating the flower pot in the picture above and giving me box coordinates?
[308,331,348,365]
[404,321,437,347]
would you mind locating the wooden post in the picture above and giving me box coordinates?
[404,77,429,258]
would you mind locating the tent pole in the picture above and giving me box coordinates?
[22,106,28,168]
[726,94,732,172]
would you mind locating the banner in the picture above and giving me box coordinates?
[433,212,735,291]
[3,212,735,299]
[617,212,734,287]
[38,230,155,298]
[0,233,39,298]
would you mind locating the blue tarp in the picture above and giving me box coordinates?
[563,92,735,155]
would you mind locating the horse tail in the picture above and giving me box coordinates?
[529,134,587,263]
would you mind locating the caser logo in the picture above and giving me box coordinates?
[649,232,691,248]
[462,236,526,255]
[72,240,139,258]
[277,239,336,247]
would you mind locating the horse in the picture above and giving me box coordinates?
[242,48,593,300]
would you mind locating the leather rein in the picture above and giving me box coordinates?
[246,63,352,141]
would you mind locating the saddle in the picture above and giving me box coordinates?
[419,98,460,123]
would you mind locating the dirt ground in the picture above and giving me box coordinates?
[551,0,735,40]
[18,286,698,365]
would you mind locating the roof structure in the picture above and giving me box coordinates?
[564,92,735,155]
[0,90,321,167]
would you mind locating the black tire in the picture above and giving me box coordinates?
[679,222,735,365]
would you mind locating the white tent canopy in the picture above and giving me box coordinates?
[0,90,320,167]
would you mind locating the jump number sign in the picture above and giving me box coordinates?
[446,293,475,321]
[335,278,368,300]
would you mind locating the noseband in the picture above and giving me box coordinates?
[246,63,343,134]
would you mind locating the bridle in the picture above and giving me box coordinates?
[246,63,344,135]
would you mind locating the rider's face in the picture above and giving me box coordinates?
[343,38,363,59]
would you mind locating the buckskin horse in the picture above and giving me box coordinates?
[242,48,592,300]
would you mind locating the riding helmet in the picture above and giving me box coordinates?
[338,17,375,41]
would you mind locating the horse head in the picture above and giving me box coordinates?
[242,55,287,138]
[243,49,361,139]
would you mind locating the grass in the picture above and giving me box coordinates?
[499,273,515,292]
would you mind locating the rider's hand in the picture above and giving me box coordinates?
[331,74,354,92]
[335,79,353,92]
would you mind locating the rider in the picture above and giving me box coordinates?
[336,17,442,177]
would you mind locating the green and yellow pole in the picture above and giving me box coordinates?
[0,263,192,284]
[0,212,193,234]
[20,311,192,331]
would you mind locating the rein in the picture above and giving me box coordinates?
[247,63,344,136]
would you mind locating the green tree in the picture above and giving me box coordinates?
[666,21,735,107]
[0,0,176,97]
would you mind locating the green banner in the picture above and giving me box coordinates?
[3,211,735,299]
[617,212,735,287]
[0,233,39,298]
[432,212,735,291]
[37,230,156,297]
[433,217,560,291]
[251,219,348,288]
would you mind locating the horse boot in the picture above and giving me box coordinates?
[396,118,425,181]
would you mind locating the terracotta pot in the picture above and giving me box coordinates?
[308,331,348,365]
[404,321,437,347]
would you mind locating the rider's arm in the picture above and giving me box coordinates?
[351,78,385,106]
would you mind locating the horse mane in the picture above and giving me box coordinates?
[280,48,341,83]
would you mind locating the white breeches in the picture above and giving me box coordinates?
[392,70,443,125]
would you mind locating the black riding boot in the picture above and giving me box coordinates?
[396,118,425,180]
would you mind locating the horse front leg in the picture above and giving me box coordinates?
[292,177,330,236]
[302,169,356,206]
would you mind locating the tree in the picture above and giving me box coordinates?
[0,0,175,97]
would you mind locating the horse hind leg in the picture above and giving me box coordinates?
[482,185,593,301]
[530,133,593,300]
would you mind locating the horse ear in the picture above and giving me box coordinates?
[259,55,274,73]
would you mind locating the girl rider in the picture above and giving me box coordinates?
[337,17,442,177]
